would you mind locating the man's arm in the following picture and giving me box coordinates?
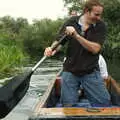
[51,41,62,54]
[44,41,62,56]
[65,26,101,54]
[74,34,101,54]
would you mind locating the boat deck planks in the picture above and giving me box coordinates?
[33,107,120,116]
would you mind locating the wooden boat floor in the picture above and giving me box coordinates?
[34,107,120,116]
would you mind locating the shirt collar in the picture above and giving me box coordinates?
[78,15,96,28]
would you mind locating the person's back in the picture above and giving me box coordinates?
[99,54,108,80]
[98,55,120,99]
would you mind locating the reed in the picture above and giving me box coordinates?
[0,44,26,79]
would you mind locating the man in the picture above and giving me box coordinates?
[44,0,111,107]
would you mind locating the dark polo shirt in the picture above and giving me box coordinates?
[56,16,106,76]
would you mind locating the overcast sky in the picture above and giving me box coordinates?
[0,0,68,23]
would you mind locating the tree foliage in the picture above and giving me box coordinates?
[63,0,85,14]
[20,18,65,57]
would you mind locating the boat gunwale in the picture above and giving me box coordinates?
[29,114,120,120]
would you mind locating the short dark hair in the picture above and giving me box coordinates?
[83,0,104,13]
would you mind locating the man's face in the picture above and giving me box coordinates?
[87,6,103,24]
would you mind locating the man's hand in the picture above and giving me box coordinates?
[44,47,56,57]
[65,26,78,36]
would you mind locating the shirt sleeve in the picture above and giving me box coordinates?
[55,16,77,45]
[91,21,107,45]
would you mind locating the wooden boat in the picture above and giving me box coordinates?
[29,74,120,120]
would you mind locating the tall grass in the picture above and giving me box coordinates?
[0,41,26,79]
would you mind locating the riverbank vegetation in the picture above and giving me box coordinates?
[0,28,28,79]
[0,0,120,79]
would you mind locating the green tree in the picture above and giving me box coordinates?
[21,18,64,57]
[63,0,84,14]
[101,0,120,59]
